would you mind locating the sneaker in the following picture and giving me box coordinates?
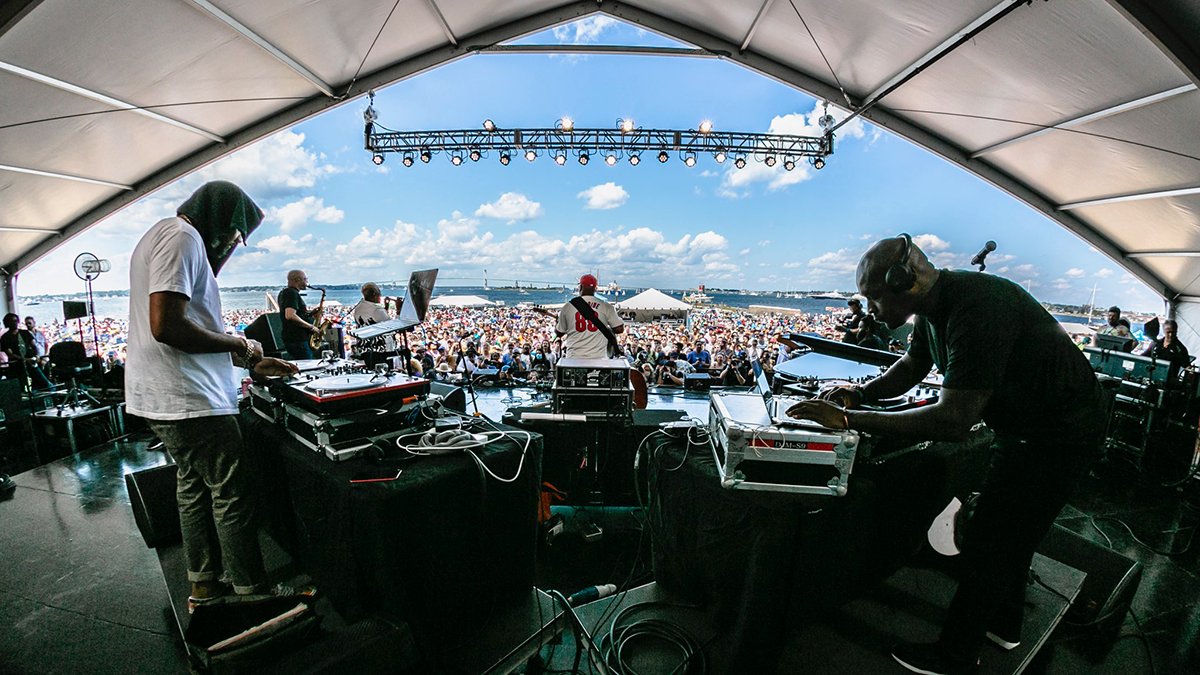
[187,583,230,615]
[985,631,1020,651]
[891,642,979,675]
[232,582,318,603]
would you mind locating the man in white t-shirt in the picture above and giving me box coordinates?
[555,274,624,359]
[351,282,396,366]
[127,181,300,610]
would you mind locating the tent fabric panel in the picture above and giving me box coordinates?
[744,0,1002,98]
[984,125,1200,206]
[212,0,455,88]
[0,170,120,244]
[883,0,1186,153]
[0,229,54,271]
[1171,300,1200,353]
[1071,197,1200,260]
[625,0,761,51]
[0,0,317,135]
[0,72,214,188]
[438,0,572,39]
[1140,256,1200,298]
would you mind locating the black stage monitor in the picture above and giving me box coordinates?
[63,300,88,321]
[1094,333,1134,353]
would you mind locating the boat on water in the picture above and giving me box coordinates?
[683,285,712,304]
[808,291,847,300]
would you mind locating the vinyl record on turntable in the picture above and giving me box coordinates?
[305,373,382,393]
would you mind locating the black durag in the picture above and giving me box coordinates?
[176,181,264,268]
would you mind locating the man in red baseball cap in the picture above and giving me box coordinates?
[555,273,624,359]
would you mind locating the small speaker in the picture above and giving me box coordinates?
[1037,523,1142,628]
[429,382,467,413]
[684,373,712,392]
[125,464,181,548]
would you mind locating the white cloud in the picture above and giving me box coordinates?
[577,182,629,210]
[474,192,544,223]
[783,262,804,268]
[719,101,870,196]
[1065,268,1085,278]
[739,248,751,256]
[1094,268,1114,278]
[912,234,950,251]
[758,240,771,247]
[553,16,617,43]
[268,196,344,233]
[806,247,866,278]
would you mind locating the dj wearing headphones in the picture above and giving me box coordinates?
[787,234,1104,675]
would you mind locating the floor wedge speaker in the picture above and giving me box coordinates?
[126,463,181,548]
[1037,522,1142,629]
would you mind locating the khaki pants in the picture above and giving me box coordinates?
[148,415,267,594]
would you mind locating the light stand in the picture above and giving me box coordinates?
[64,253,109,413]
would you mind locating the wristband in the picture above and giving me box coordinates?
[240,337,258,366]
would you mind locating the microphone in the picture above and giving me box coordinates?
[970,241,996,270]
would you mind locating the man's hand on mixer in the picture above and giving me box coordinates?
[819,385,864,409]
[785,399,849,430]
[253,358,299,378]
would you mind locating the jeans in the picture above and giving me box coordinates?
[148,415,267,594]
[284,341,313,360]
[939,433,1100,663]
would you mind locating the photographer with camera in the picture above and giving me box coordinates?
[717,350,752,386]
[654,357,686,386]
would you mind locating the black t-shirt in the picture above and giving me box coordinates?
[277,287,309,343]
[1,329,33,360]
[908,269,1103,441]
[1152,338,1189,365]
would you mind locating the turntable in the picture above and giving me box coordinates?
[277,368,431,415]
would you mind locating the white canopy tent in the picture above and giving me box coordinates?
[1,1,1198,340]
[615,288,692,322]
[429,294,495,308]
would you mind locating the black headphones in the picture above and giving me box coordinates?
[885,233,915,293]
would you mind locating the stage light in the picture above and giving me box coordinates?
[499,152,511,165]
[813,156,826,170]
[684,152,696,167]
[783,159,795,171]
[579,153,589,165]
[559,117,574,132]
[450,154,463,166]
[420,149,431,163]
[698,120,713,134]
[658,150,669,163]
[402,153,414,167]
[629,154,640,166]
[525,149,537,162]
[714,150,726,163]
[605,153,618,166]
[483,119,496,131]
[372,153,384,165]
[765,156,776,167]
[620,118,634,133]
[555,152,567,165]
[734,156,746,169]
[469,147,481,162]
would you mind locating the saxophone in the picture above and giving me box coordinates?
[308,286,329,351]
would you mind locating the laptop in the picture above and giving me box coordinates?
[350,269,438,340]
[751,360,828,429]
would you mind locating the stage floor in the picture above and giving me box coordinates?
[1,387,1197,674]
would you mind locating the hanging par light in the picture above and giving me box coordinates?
[469,147,481,162]
[483,119,496,131]
[658,150,669,163]
[619,118,634,133]
[605,153,618,166]
[558,117,574,132]
[420,149,431,163]
[525,149,537,162]
[579,152,589,165]
[714,150,727,163]
[812,156,825,170]
[764,156,776,167]
[698,120,713,134]
[450,154,463,166]
[372,153,384,165]
[683,152,697,167]
[734,156,746,169]
[629,154,641,166]
[555,151,567,165]
[783,158,795,171]
[402,153,414,167]
[499,151,511,165]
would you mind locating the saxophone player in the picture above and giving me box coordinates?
[278,269,322,359]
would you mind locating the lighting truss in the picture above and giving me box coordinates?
[365,122,833,168]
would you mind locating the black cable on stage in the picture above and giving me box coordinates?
[1129,607,1157,675]
[1090,515,1196,557]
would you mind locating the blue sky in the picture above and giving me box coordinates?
[20,17,1164,313]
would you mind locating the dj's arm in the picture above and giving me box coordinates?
[858,351,932,403]
[788,387,991,442]
[150,291,257,359]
